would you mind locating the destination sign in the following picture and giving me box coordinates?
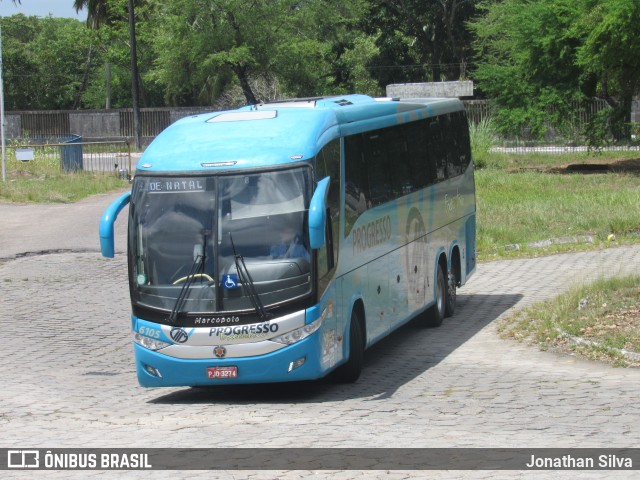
[145,179,206,193]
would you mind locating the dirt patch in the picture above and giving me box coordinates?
[550,157,640,174]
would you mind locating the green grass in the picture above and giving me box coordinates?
[498,275,640,367]
[1,143,129,203]
[471,119,640,260]
[476,169,640,259]
[0,174,128,203]
[476,147,640,367]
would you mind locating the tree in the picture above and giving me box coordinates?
[33,17,93,109]
[366,0,479,84]
[75,0,142,148]
[73,0,109,108]
[576,0,640,137]
[150,0,375,106]
[151,0,299,106]
[470,0,640,139]
[0,15,91,110]
[272,0,376,97]
[0,14,40,110]
[470,0,585,136]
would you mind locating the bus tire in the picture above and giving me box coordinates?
[445,271,456,317]
[423,263,446,328]
[332,311,364,383]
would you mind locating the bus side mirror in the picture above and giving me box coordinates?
[308,176,330,249]
[99,192,131,258]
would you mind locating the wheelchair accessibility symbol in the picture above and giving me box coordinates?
[223,274,239,290]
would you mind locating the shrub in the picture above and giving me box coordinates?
[470,116,497,169]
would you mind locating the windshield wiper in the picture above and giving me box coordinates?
[229,232,267,321]
[168,236,207,324]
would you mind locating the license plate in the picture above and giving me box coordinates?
[206,366,238,379]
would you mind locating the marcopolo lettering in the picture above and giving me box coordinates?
[209,323,279,337]
[194,316,240,325]
[352,215,392,254]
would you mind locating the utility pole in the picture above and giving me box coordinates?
[128,0,142,150]
[1,25,6,183]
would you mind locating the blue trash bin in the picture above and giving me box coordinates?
[60,135,83,172]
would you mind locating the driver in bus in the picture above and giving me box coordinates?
[270,226,310,261]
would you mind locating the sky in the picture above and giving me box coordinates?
[0,0,88,20]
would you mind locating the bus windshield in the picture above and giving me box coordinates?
[129,167,312,320]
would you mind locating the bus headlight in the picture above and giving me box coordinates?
[272,317,323,345]
[134,333,170,351]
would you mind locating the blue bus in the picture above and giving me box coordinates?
[100,94,476,387]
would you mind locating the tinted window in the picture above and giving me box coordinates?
[315,140,341,286]
[344,111,470,236]
[344,135,368,236]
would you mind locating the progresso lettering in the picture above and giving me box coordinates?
[209,323,279,337]
[352,215,392,255]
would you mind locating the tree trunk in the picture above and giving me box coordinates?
[234,65,258,105]
[73,42,93,109]
[105,62,111,109]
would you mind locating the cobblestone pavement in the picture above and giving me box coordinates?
[1,192,639,479]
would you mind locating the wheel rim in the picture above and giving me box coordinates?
[437,268,446,317]
[448,272,456,307]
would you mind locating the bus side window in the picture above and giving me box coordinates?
[315,140,341,292]
[364,126,414,203]
[385,128,413,197]
[405,121,430,190]
[366,132,393,206]
[428,118,447,182]
[446,112,465,178]
[458,112,472,169]
[344,135,368,237]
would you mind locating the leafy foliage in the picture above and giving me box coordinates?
[576,0,640,137]
[365,0,478,84]
[2,0,640,116]
[149,0,374,105]
[470,0,640,140]
[469,0,586,137]
[1,15,92,110]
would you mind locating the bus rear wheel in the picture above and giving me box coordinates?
[445,271,456,317]
[422,263,446,328]
[331,310,364,383]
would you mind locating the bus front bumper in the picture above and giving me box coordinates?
[134,333,328,387]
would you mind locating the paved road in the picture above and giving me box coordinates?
[1,191,639,479]
[0,189,130,260]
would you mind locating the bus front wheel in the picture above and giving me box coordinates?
[331,311,364,383]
